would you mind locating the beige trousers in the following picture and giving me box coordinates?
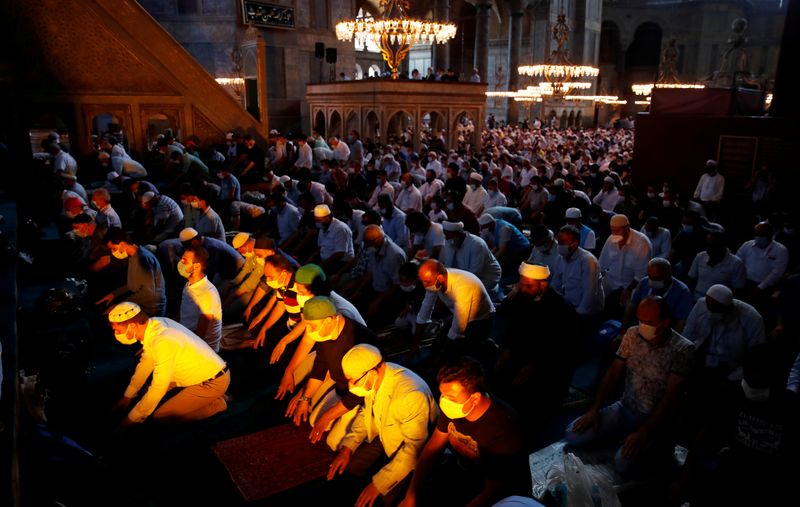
[152,370,230,423]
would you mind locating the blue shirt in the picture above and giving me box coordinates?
[219,174,241,201]
[492,219,530,254]
[630,277,694,322]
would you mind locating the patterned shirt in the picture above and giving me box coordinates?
[617,327,695,415]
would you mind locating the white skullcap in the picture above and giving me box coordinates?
[610,214,630,227]
[706,284,733,305]
[478,214,495,226]
[442,221,465,232]
[279,175,291,183]
[603,176,615,184]
[706,159,718,166]
[108,301,141,323]
[60,172,77,181]
[225,132,234,140]
[269,129,279,135]
[519,262,550,280]
[141,191,155,204]
[106,171,120,180]
[470,173,483,182]
[314,204,331,218]
[341,344,383,380]
[553,178,565,187]
[179,227,199,242]
[565,207,582,219]
[232,232,251,249]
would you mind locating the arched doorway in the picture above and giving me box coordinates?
[452,111,477,149]
[145,113,178,150]
[421,110,447,142]
[599,20,623,94]
[368,65,381,78]
[626,22,663,82]
[329,110,342,139]
[345,111,360,139]
[355,63,364,80]
[386,110,413,143]
[314,110,326,138]
[364,110,380,143]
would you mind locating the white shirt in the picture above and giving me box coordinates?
[683,297,765,380]
[54,150,78,175]
[641,226,671,259]
[592,187,621,212]
[419,179,444,204]
[688,250,747,300]
[693,173,725,202]
[483,190,507,209]
[124,318,226,422]
[394,184,423,213]
[462,185,488,214]
[295,143,313,169]
[368,181,395,208]
[599,229,653,291]
[413,223,445,257]
[552,247,605,315]
[180,276,223,352]
[332,141,351,162]
[318,218,354,261]
[736,239,789,290]
[416,268,495,340]
[439,233,502,291]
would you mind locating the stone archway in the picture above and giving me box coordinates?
[626,22,663,80]
[386,110,414,144]
[329,110,342,139]
[451,110,478,149]
[420,110,447,146]
[314,110,326,138]
[345,110,360,139]
[364,110,380,143]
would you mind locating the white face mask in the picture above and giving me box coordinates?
[306,317,338,342]
[266,277,283,289]
[112,247,129,260]
[400,283,416,293]
[439,395,474,419]
[610,234,624,244]
[348,370,375,397]
[638,323,659,341]
[296,294,312,306]
[114,324,137,345]
[178,261,193,278]
[741,378,770,402]
[649,279,665,290]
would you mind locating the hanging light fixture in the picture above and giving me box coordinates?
[336,0,457,80]
[632,38,704,96]
[518,10,599,100]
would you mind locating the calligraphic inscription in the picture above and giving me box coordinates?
[717,135,758,180]
[242,0,295,29]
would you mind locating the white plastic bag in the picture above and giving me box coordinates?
[545,452,622,507]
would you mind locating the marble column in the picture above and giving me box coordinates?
[474,0,491,83]
[432,0,450,71]
[507,4,524,125]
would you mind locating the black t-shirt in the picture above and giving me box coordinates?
[308,317,378,409]
[436,396,532,496]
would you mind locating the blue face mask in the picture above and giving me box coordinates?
[682,225,694,234]
[754,236,770,249]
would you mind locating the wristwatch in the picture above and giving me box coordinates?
[299,395,311,403]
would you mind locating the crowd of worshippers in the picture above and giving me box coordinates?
[38,122,799,507]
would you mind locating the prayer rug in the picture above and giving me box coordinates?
[212,423,334,502]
